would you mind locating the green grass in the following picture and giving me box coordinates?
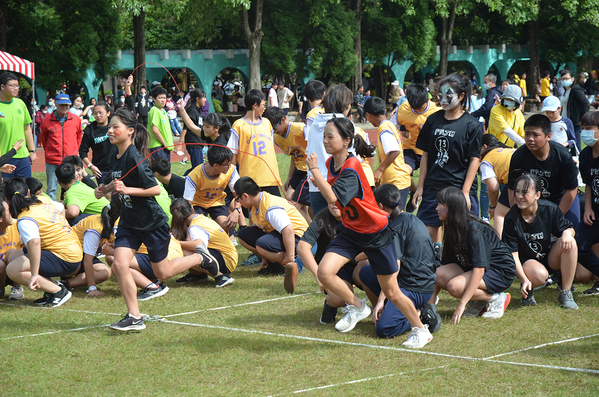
[6,154,598,396]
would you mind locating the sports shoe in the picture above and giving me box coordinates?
[419,303,441,333]
[482,292,511,319]
[558,289,578,310]
[405,191,416,213]
[137,282,169,301]
[402,325,433,349]
[320,300,338,324]
[8,286,24,300]
[284,262,298,294]
[553,271,576,292]
[41,285,72,308]
[215,274,235,288]
[581,281,599,296]
[34,292,51,305]
[195,245,219,277]
[176,272,209,284]
[335,298,371,333]
[257,262,285,276]
[433,243,442,268]
[463,300,487,317]
[521,289,537,306]
[241,253,261,266]
[534,276,554,290]
[109,313,146,331]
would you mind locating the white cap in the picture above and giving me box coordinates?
[541,95,561,112]
[391,80,400,86]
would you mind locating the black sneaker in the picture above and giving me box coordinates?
[521,288,537,306]
[109,314,146,331]
[215,274,235,288]
[419,303,441,333]
[176,272,209,284]
[59,279,71,290]
[41,285,72,307]
[582,281,599,296]
[195,245,219,277]
[34,292,51,305]
[320,300,338,324]
[257,262,285,276]
[405,190,416,213]
[433,243,442,269]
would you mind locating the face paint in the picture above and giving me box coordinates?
[438,85,460,111]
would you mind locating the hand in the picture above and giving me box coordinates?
[29,151,37,164]
[29,275,40,291]
[401,130,411,140]
[284,179,291,191]
[306,153,318,170]
[373,168,383,186]
[450,304,465,325]
[224,212,238,232]
[114,180,130,195]
[317,279,327,294]
[126,75,133,86]
[281,255,295,266]
[412,186,423,209]
[95,184,107,199]
[489,207,495,220]
[561,231,575,252]
[520,279,533,299]
[88,289,104,297]
[90,164,102,179]
[0,164,16,174]
[372,300,385,325]
[463,191,472,211]
[259,259,268,271]
[12,139,23,151]
[176,98,184,110]
[584,209,595,226]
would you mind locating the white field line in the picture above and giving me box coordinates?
[265,366,446,396]
[0,324,107,341]
[0,301,121,316]
[162,292,318,318]
[483,332,599,360]
[162,320,599,375]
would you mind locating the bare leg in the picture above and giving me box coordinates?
[112,247,140,317]
[317,252,362,307]
[6,255,60,293]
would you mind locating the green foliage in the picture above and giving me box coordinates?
[7,0,120,90]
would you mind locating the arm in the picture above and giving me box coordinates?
[114,181,161,197]
[26,238,42,290]
[177,99,202,135]
[24,124,36,163]
[451,266,485,325]
[558,188,577,216]
[461,157,480,209]
[584,187,595,226]
[151,125,167,147]
[305,153,337,204]
[280,225,296,265]
[285,158,297,191]
[413,152,428,207]
[484,177,500,219]
[471,92,494,118]
[82,253,103,296]
[512,251,532,299]
[65,204,81,219]
[374,150,399,186]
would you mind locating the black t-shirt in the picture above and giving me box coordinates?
[110,144,168,231]
[184,104,203,145]
[416,110,482,195]
[79,122,117,172]
[578,147,599,213]
[442,219,516,286]
[301,209,358,267]
[165,173,186,199]
[388,213,436,293]
[502,200,573,262]
[507,141,578,201]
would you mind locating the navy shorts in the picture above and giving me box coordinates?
[326,233,398,275]
[115,223,170,263]
[194,205,228,220]
[23,247,81,278]
[452,263,513,294]
[149,146,170,160]
[76,257,103,274]
[290,170,311,206]
[498,185,510,207]
[237,226,301,254]
[417,193,479,227]
[403,149,421,172]
[336,260,358,286]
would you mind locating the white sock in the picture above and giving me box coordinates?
[490,293,500,301]
[146,283,158,290]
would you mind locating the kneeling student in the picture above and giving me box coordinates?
[56,163,109,225]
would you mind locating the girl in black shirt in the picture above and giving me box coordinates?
[502,173,578,309]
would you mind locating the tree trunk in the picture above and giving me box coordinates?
[242,0,264,90]
[528,19,539,100]
[0,0,6,51]
[133,9,146,97]
[438,0,458,77]
[353,0,362,92]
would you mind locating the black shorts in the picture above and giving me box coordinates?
[403,149,421,172]
[453,264,513,294]
[336,260,358,286]
[115,223,170,263]
[194,205,228,220]
[417,194,479,227]
[290,170,311,207]
[498,185,510,207]
[237,226,301,254]
[23,247,81,278]
[326,233,398,276]
[76,257,104,275]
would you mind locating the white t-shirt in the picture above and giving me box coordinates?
[278,87,293,110]
[268,88,278,107]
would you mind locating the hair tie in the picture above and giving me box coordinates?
[106,203,111,210]
[13,192,19,195]
[394,199,402,207]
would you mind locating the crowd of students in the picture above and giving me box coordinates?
[2,72,599,350]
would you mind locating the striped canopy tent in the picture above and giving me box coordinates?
[0,51,35,80]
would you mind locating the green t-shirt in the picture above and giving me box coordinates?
[155,180,173,226]
[148,106,173,150]
[64,181,109,214]
[0,98,32,158]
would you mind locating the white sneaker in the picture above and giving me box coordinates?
[463,300,487,317]
[482,292,511,319]
[334,298,371,333]
[8,286,24,300]
[402,325,433,348]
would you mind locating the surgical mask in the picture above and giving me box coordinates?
[437,85,460,110]
[48,101,54,107]
[581,129,598,147]
[504,100,517,110]
[120,97,125,103]
[42,110,47,114]
[483,83,490,90]
[562,79,572,88]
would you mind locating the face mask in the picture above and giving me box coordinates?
[120,97,125,103]
[483,83,490,90]
[504,100,517,110]
[562,79,572,88]
[48,102,54,107]
[438,85,460,110]
[42,110,47,114]
[581,129,598,147]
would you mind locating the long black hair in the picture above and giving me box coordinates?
[203,113,232,142]
[185,89,206,112]
[374,184,403,219]
[313,206,341,243]
[326,117,375,159]
[170,198,195,241]
[481,134,511,160]
[4,178,41,219]
[100,195,122,240]
[113,108,150,159]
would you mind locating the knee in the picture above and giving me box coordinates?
[152,267,169,281]
[317,267,335,283]
[111,259,130,275]
[446,279,464,298]
[96,266,111,283]
[525,267,548,286]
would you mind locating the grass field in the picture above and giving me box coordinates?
[2,154,599,396]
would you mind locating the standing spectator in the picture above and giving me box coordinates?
[487,85,526,148]
[34,105,49,148]
[471,73,502,128]
[554,76,565,98]
[560,69,590,151]
[69,95,84,118]
[519,72,527,97]
[354,85,366,123]
[584,70,599,103]
[176,89,207,171]
[540,71,551,101]
[388,81,402,109]
[268,81,279,107]
[39,94,83,200]
[79,102,116,184]
[277,81,294,116]
[46,97,56,114]
[0,72,36,179]
[165,94,182,137]
[136,86,151,127]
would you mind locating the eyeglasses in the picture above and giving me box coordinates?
[5,84,19,89]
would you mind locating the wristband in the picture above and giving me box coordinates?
[87,285,97,293]
[29,149,35,153]
[88,163,94,169]
[234,208,241,213]
[489,205,496,209]
[309,167,318,170]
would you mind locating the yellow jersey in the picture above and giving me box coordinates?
[377,121,411,190]
[355,126,375,187]
[232,117,281,187]
[306,106,324,125]
[519,78,527,97]
[274,122,307,172]
[487,106,525,148]
[250,192,308,237]
[72,214,111,252]
[0,223,22,262]
[394,101,441,156]
[17,203,82,263]
[481,148,516,185]
[186,162,236,208]
[138,235,183,262]
[541,78,551,97]
[189,214,237,272]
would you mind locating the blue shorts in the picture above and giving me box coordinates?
[115,223,170,263]
[149,146,170,160]
[137,247,229,280]
[3,157,31,179]
[403,149,421,172]
[23,247,81,278]
[290,170,311,206]
[417,194,479,227]
[238,226,301,254]
[327,233,398,275]
[453,264,512,294]
[194,205,228,220]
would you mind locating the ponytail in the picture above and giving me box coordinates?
[100,196,122,240]
[4,178,41,219]
[353,134,375,159]
[170,198,194,241]
[374,184,403,219]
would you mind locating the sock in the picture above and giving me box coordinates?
[146,283,158,290]
[490,293,499,301]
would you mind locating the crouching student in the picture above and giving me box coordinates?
[56,163,109,225]
[0,191,24,300]
[234,176,308,293]
[434,187,516,323]
[4,178,83,307]
[503,174,579,309]
[359,184,440,339]
[297,203,366,324]
[26,177,65,214]
[170,198,237,287]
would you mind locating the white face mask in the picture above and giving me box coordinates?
[504,100,517,110]
[438,85,460,110]
[48,102,54,107]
